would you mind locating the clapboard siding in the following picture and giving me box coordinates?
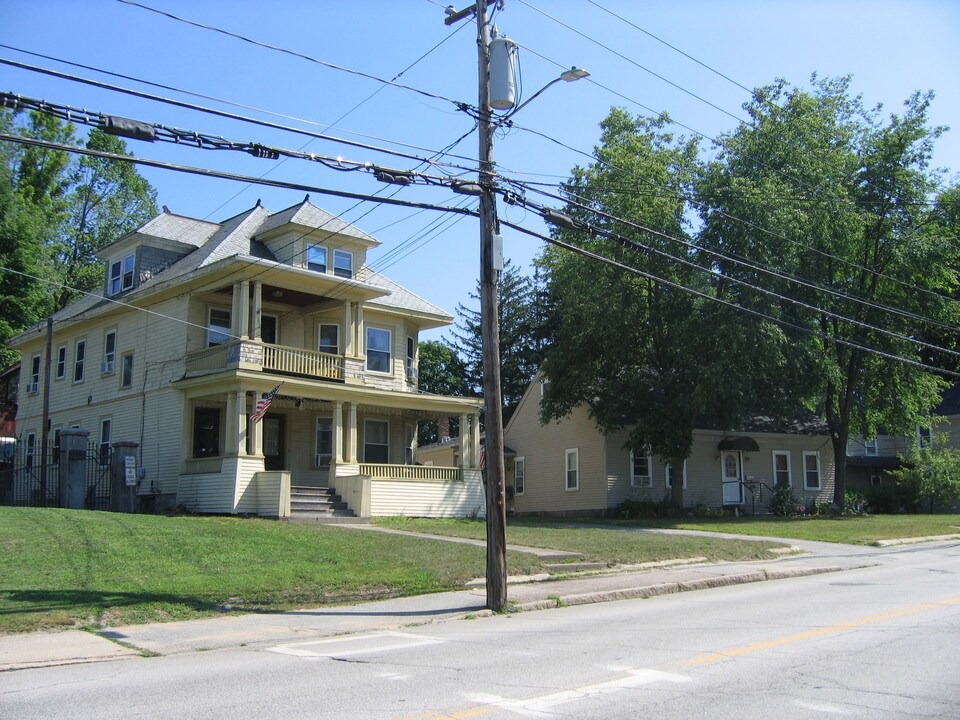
[370,470,485,518]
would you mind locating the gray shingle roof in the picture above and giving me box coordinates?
[361,269,452,320]
[256,197,377,244]
[134,210,219,248]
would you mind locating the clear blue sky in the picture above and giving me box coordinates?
[3,1,958,341]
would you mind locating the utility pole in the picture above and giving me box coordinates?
[476,0,508,613]
[447,0,507,611]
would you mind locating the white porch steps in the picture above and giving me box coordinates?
[289,486,364,523]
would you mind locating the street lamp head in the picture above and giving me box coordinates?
[560,67,590,82]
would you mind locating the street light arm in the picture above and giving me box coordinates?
[497,67,590,125]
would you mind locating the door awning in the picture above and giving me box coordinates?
[718,436,760,452]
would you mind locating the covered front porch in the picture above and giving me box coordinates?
[176,374,484,519]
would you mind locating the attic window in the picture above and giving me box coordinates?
[109,253,136,295]
[307,245,326,273]
[333,250,353,278]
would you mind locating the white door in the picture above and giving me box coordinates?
[722,451,743,504]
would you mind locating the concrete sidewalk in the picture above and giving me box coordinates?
[0,532,877,672]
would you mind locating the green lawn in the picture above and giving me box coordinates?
[0,508,544,634]
[375,518,788,564]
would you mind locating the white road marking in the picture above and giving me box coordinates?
[794,700,855,715]
[266,631,444,659]
[468,668,691,717]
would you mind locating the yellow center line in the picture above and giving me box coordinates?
[687,595,960,666]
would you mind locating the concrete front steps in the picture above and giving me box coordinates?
[289,486,365,524]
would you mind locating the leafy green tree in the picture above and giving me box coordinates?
[538,109,769,509]
[891,434,960,512]
[697,76,957,507]
[0,111,157,365]
[448,258,546,425]
[416,340,471,445]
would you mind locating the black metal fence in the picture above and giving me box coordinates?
[0,439,111,509]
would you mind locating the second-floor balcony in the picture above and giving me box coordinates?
[186,339,343,381]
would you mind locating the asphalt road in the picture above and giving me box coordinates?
[2,541,958,719]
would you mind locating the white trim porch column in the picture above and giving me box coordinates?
[252,281,263,342]
[332,401,344,464]
[470,412,481,470]
[460,413,470,468]
[236,280,250,339]
[346,402,358,463]
[344,301,354,356]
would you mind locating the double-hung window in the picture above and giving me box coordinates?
[366,327,391,373]
[665,461,687,489]
[333,250,353,278]
[102,330,116,374]
[630,452,652,487]
[73,340,86,383]
[121,352,134,389]
[109,253,135,295]
[55,345,66,380]
[318,324,339,355]
[406,336,416,379]
[364,420,389,463]
[207,308,231,347]
[28,354,41,393]
[565,448,579,491]
[514,457,525,495]
[316,417,333,466]
[772,451,791,487]
[307,244,327,273]
[864,438,878,456]
[917,426,932,449]
[99,419,112,466]
[802,451,821,490]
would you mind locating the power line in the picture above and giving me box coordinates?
[0,57,477,175]
[498,218,960,379]
[116,0,470,109]
[515,0,747,124]
[0,44,480,169]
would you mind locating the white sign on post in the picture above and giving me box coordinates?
[124,455,137,486]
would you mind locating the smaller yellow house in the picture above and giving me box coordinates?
[504,376,836,516]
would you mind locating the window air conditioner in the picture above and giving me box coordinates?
[100,361,115,374]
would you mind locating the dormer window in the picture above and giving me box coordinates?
[333,250,353,278]
[307,245,327,273]
[109,253,136,295]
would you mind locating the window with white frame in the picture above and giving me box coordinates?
[917,426,932,449]
[28,354,40,392]
[364,419,389,463]
[318,323,339,355]
[99,418,112,466]
[565,448,579,491]
[665,460,687,489]
[333,249,353,278]
[25,432,35,469]
[102,330,116,374]
[207,308,231,347]
[802,451,821,490]
[406,336,416,379]
[73,340,86,383]
[108,253,135,295]
[315,417,333,466]
[514,456,525,495]
[772,450,791,487]
[120,352,134,389]
[366,327,392,373]
[864,438,878,456]
[307,244,327,273]
[630,451,652,487]
[55,344,66,380]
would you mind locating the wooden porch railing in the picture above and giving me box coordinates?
[359,464,463,482]
[185,340,343,381]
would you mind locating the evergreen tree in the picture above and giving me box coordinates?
[448,258,546,424]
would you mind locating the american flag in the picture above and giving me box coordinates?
[251,384,281,424]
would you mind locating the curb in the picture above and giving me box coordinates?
[873,533,960,547]
[513,565,846,612]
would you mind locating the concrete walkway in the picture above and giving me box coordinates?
[3,524,937,672]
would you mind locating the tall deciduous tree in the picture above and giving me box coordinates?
[0,111,158,366]
[448,258,546,425]
[538,109,773,509]
[697,76,958,507]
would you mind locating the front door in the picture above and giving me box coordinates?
[721,451,743,504]
[263,414,285,471]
